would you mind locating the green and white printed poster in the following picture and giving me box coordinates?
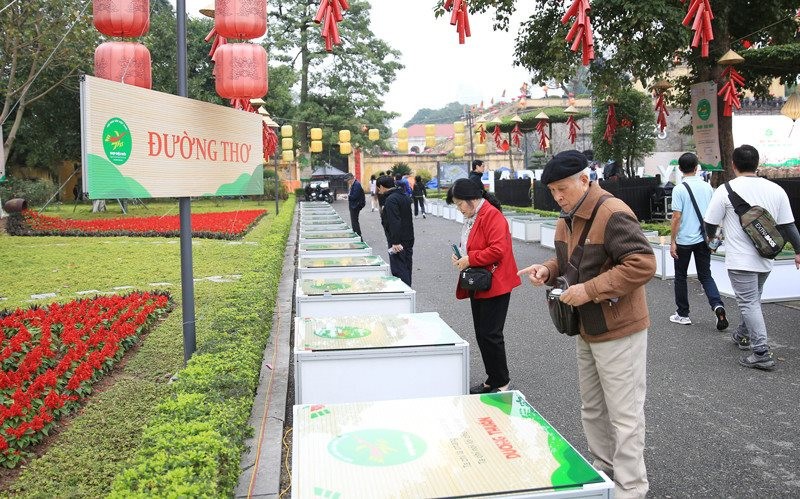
[690,81,722,171]
[80,75,263,199]
[292,392,607,498]
[733,115,800,169]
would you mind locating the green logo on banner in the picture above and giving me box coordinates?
[697,99,711,121]
[102,118,132,165]
[328,429,426,466]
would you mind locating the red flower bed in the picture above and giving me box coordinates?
[0,292,171,467]
[13,209,267,239]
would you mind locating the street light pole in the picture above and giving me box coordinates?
[465,109,475,167]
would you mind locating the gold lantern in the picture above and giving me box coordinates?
[339,130,351,143]
[397,139,409,153]
[282,150,294,162]
[397,128,408,139]
[425,124,436,136]
[475,143,487,156]
[310,140,323,153]
[369,128,380,141]
[453,121,466,133]
[281,125,293,138]
[453,145,465,157]
[454,133,466,146]
[425,136,436,148]
[310,127,323,140]
[281,138,293,150]
[340,142,352,155]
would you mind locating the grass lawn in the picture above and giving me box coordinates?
[0,198,291,497]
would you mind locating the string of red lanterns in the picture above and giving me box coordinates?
[444,0,471,44]
[314,0,350,52]
[561,0,595,65]
[492,125,502,148]
[681,0,714,58]
[603,102,618,144]
[718,66,744,116]
[93,0,152,89]
[566,115,581,144]
[511,124,523,148]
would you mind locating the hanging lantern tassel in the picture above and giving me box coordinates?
[655,92,669,132]
[566,115,581,144]
[535,119,549,151]
[204,27,227,58]
[603,103,618,144]
[511,124,523,148]
[682,0,714,58]
[230,98,255,113]
[315,0,350,52]
[718,66,745,117]
[560,0,595,65]
[492,125,502,148]
[444,0,471,44]
[263,122,278,160]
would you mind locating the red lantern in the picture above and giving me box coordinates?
[214,0,267,39]
[94,42,152,89]
[93,0,150,37]
[213,43,268,99]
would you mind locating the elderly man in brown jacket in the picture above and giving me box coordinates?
[519,150,656,499]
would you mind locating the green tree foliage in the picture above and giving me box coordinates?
[391,162,412,177]
[591,88,657,176]
[449,0,800,177]
[268,0,403,169]
[404,102,468,127]
[1,0,96,168]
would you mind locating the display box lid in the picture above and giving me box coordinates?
[299,242,370,251]
[299,224,350,231]
[299,256,385,269]
[292,391,605,498]
[299,276,410,296]
[296,312,463,351]
[299,231,359,239]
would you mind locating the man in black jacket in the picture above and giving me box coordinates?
[376,175,414,286]
[345,173,366,237]
[469,160,485,190]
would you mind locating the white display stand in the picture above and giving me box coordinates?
[510,216,557,242]
[295,276,416,318]
[298,256,390,280]
[300,218,346,227]
[299,230,360,244]
[294,312,469,404]
[540,222,557,249]
[710,253,800,303]
[650,242,696,280]
[298,242,372,258]
[298,223,350,232]
[292,391,613,498]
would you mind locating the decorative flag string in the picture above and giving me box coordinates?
[511,124,523,148]
[718,66,745,116]
[444,0,471,44]
[492,125,502,148]
[681,0,714,58]
[314,0,349,52]
[603,103,618,144]
[566,115,581,144]
[655,92,669,133]
[535,119,549,151]
[560,0,595,65]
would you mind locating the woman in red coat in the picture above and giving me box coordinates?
[448,179,521,394]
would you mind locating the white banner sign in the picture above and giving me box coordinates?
[80,75,263,199]
[690,81,722,171]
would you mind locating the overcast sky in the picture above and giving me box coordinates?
[176,1,538,128]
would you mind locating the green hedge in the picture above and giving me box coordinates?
[108,195,296,496]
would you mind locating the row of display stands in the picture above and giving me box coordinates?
[426,198,798,299]
[290,201,613,498]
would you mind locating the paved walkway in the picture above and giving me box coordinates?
[239,199,800,498]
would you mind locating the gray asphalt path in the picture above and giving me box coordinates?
[336,199,800,498]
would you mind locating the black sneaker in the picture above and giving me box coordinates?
[469,383,491,394]
[731,331,750,350]
[714,306,729,331]
[740,350,775,371]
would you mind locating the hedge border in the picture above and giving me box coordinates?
[108,195,296,497]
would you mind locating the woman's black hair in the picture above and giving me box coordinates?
[414,175,422,182]
[376,175,395,189]
[370,174,376,180]
[446,178,502,211]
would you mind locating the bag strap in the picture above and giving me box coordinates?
[567,194,612,274]
[723,181,752,218]
[682,182,706,239]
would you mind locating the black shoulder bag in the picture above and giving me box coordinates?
[546,195,610,336]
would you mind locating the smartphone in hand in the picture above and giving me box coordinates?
[451,244,461,259]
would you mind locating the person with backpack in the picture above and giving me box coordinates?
[704,145,800,371]
[668,153,728,330]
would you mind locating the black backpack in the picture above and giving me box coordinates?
[724,182,784,259]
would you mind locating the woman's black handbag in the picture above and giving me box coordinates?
[459,266,494,291]
[547,276,580,336]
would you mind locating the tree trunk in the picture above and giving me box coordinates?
[713,2,734,187]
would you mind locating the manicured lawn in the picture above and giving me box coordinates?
[0,198,292,496]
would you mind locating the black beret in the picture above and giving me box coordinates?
[541,150,589,185]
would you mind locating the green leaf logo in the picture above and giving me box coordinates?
[102,118,132,165]
[328,429,426,466]
[696,99,711,121]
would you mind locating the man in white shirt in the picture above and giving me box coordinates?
[669,153,727,329]
[704,145,800,370]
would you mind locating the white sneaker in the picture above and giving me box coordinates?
[669,313,692,325]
